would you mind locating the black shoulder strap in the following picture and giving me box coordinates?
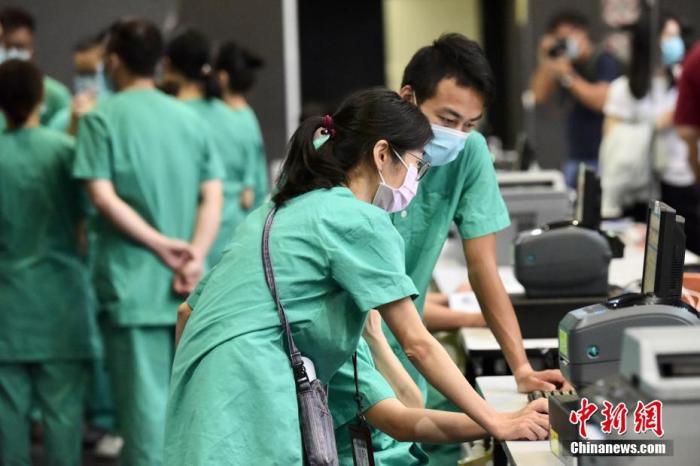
[352,351,366,420]
[262,206,310,390]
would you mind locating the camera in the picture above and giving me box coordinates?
[548,38,568,58]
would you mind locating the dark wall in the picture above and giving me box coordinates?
[176,0,289,163]
[3,0,289,164]
[298,0,385,111]
[2,0,178,85]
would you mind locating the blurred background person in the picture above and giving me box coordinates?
[0,6,71,128]
[530,9,620,187]
[0,59,100,466]
[72,19,223,466]
[602,10,698,240]
[215,41,269,209]
[162,29,259,267]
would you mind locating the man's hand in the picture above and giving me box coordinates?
[240,187,255,210]
[172,254,205,296]
[153,236,194,271]
[537,34,558,63]
[514,365,573,393]
[175,302,192,347]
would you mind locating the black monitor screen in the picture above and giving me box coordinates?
[575,164,601,228]
[641,201,686,299]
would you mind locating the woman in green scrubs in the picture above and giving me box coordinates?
[0,60,99,465]
[330,311,548,465]
[214,40,268,209]
[166,88,549,465]
[161,29,256,267]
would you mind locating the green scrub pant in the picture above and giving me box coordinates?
[0,361,88,466]
[101,320,174,466]
[86,358,116,432]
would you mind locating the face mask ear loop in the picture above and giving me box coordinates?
[392,148,410,170]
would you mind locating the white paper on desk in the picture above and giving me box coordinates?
[448,291,481,313]
[497,267,525,295]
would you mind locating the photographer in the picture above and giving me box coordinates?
[530,10,620,187]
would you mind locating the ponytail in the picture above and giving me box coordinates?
[165,29,220,100]
[273,88,432,206]
[273,116,346,205]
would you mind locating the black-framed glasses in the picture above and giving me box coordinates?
[402,150,431,181]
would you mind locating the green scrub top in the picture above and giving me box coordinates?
[41,76,72,126]
[384,131,510,393]
[228,105,268,208]
[72,89,224,326]
[0,127,99,361]
[329,339,429,466]
[184,98,259,266]
[165,187,418,466]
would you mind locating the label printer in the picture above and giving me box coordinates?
[514,165,624,299]
[549,201,700,463]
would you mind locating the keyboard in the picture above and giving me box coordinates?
[527,389,577,402]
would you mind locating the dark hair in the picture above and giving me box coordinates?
[273,88,432,205]
[628,9,653,99]
[165,29,220,99]
[401,33,495,106]
[0,7,35,33]
[627,10,683,99]
[214,41,264,94]
[106,19,163,77]
[0,59,43,128]
[74,29,108,53]
[547,9,589,33]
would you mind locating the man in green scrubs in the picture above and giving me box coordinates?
[0,7,71,127]
[73,19,223,466]
[385,33,569,464]
[0,59,100,466]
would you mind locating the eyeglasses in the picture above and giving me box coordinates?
[398,150,431,181]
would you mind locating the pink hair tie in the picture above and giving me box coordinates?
[321,114,336,138]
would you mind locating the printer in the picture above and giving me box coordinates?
[550,326,700,466]
[549,201,700,464]
[514,165,624,299]
[558,201,699,389]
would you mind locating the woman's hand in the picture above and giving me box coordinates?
[240,188,255,210]
[490,410,550,441]
[362,309,386,343]
[506,397,548,419]
[175,302,193,347]
[153,236,194,271]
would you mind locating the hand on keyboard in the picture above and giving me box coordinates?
[527,389,577,402]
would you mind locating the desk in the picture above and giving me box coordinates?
[476,376,561,466]
[460,328,557,356]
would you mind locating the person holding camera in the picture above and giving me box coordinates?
[530,10,620,187]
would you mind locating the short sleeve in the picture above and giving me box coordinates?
[73,111,112,180]
[453,133,511,239]
[328,338,396,428]
[199,127,225,183]
[674,45,700,127]
[595,52,620,83]
[321,206,418,312]
[604,77,635,120]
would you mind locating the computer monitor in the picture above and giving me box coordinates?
[574,163,601,229]
[641,200,686,299]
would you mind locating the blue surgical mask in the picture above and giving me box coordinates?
[661,36,685,66]
[73,62,109,96]
[424,124,470,166]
